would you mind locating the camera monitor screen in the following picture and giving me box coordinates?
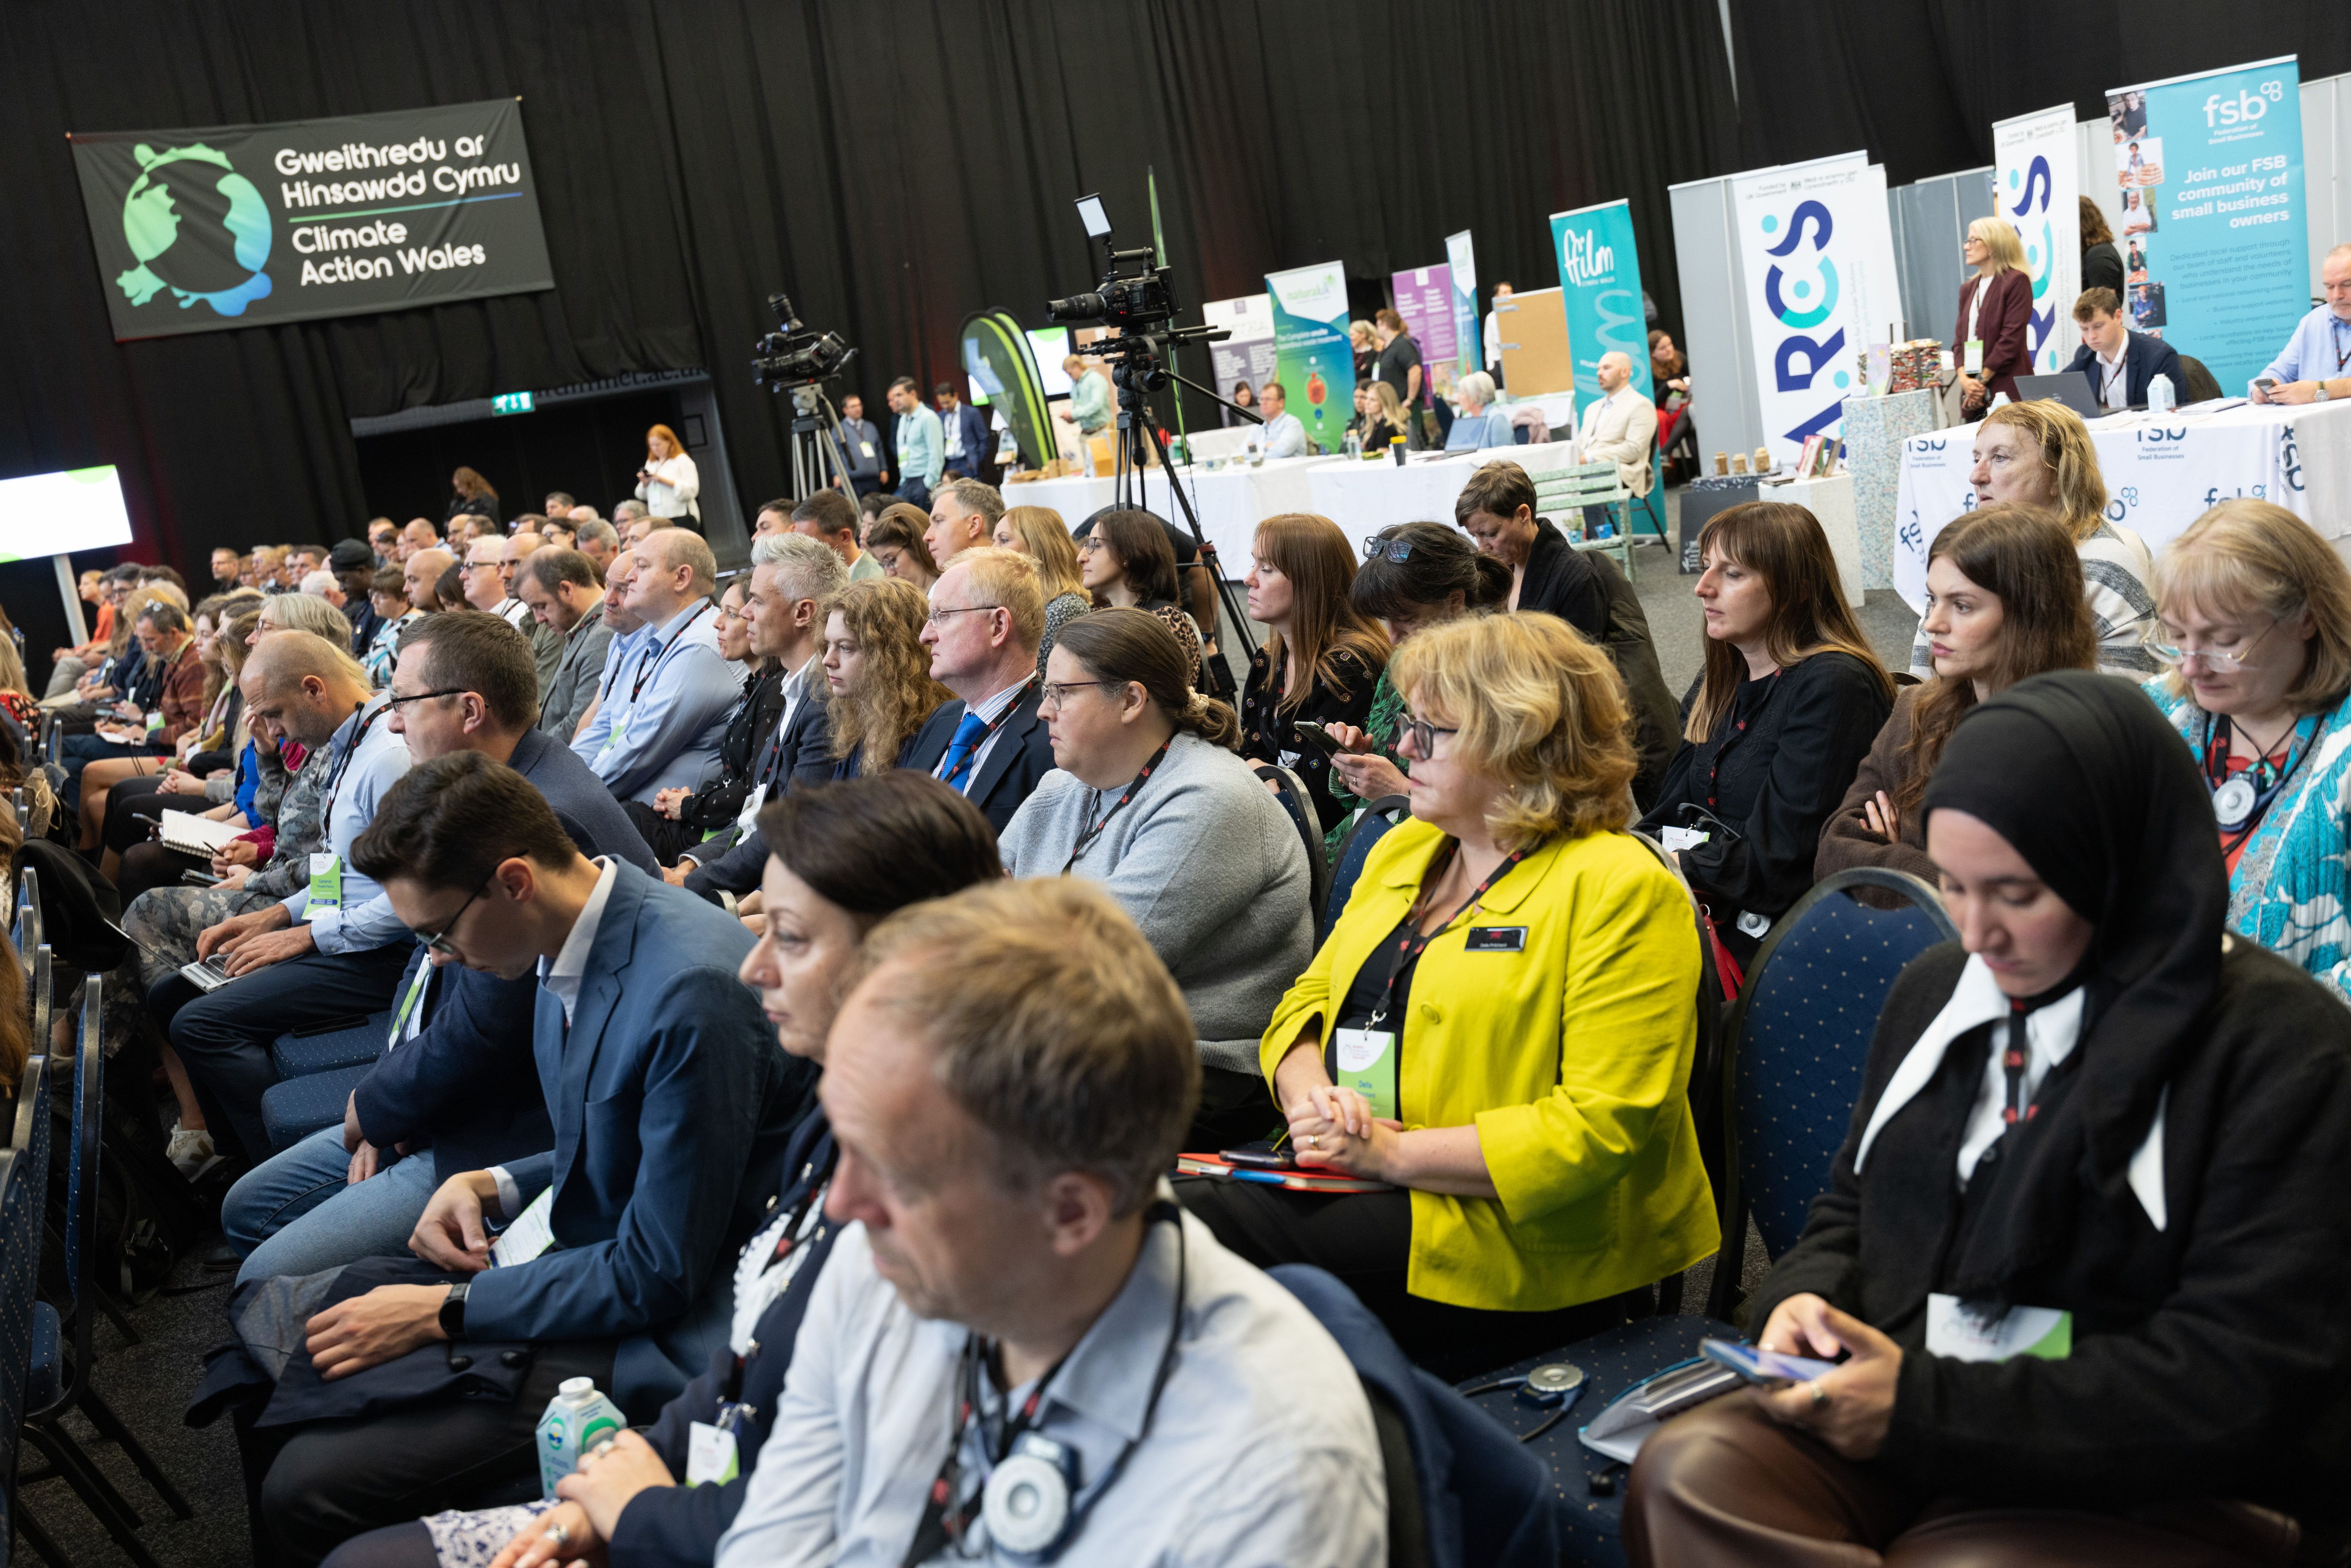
[0,465,134,561]
[1075,195,1112,239]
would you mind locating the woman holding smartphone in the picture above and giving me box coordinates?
[1239,512,1390,834]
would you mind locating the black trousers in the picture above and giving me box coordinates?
[1187,1064,1284,1154]
[101,771,172,854]
[159,942,414,1164]
[259,1338,616,1568]
[1175,1178,1629,1382]
[620,799,706,867]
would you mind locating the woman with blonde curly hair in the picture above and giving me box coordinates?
[819,576,952,777]
[1179,611,1717,1375]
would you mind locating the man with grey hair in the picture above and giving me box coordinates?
[573,516,621,575]
[613,497,650,529]
[923,477,1002,569]
[2252,241,2351,405]
[522,548,615,739]
[573,528,740,805]
[674,534,846,894]
[299,569,345,606]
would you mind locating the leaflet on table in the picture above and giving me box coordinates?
[1263,262,1355,457]
[1549,199,1654,424]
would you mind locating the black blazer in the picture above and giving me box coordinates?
[941,402,991,478]
[900,680,1054,834]
[607,1114,842,1568]
[2063,330,2183,411]
[2081,240,2125,299]
[1517,518,1608,641]
[1240,646,1382,834]
[678,687,838,902]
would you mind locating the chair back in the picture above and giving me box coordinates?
[0,1057,50,1565]
[1246,759,1332,927]
[64,977,102,1335]
[2175,353,2223,404]
[1725,869,1955,1262]
[12,865,36,967]
[1324,794,1409,938]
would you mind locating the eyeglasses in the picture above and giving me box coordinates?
[459,560,498,573]
[1362,537,1415,564]
[1398,708,1458,757]
[1077,535,1107,554]
[386,686,468,710]
[1038,680,1115,712]
[2150,617,2275,675]
[925,605,1001,628]
[415,876,491,959]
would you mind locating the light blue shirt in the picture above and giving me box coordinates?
[2259,304,2351,387]
[895,404,945,489]
[571,599,741,804]
[280,692,414,952]
[1260,410,1307,458]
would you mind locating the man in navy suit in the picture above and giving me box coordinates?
[934,381,990,481]
[2064,286,2183,411]
[903,548,1056,834]
[258,754,813,1561]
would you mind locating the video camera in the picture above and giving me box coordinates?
[751,290,854,390]
[1047,246,1176,335]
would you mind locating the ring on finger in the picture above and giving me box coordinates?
[545,1524,570,1549]
[1304,1133,1319,1149]
[1808,1380,1829,1410]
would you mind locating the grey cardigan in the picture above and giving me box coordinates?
[998,731,1314,1072]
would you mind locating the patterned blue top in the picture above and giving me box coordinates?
[2146,677,2351,1004]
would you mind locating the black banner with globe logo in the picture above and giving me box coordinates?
[70,98,553,341]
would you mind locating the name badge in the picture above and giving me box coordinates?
[859,440,875,458]
[1331,1027,1398,1121]
[1924,1292,2071,1363]
[1660,825,1709,853]
[1964,338,1985,376]
[736,781,769,836]
[1463,926,1527,952]
[686,1420,741,1487]
[306,852,343,917]
[490,1188,557,1267]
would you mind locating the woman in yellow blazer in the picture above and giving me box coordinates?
[1179,612,1717,1375]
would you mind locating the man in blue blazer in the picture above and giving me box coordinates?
[2065,287,2184,411]
[258,753,813,1561]
[903,548,1057,833]
[934,381,991,481]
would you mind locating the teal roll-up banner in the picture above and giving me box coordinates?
[1549,199,1653,423]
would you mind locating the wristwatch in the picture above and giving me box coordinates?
[439,1281,469,1339]
[2318,384,2333,403]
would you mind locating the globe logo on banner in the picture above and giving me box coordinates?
[115,141,273,317]
[1758,199,1850,445]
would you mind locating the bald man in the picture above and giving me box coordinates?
[404,547,455,612]
[571,528,739,805]
[1575,350,1657,502]
[162,631,415,1163]
[397,519,439,564]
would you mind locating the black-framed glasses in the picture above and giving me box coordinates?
[386,687,468,710]
[1362,536,1415,563]
[416,876,491,959]
[1398,708,1458,757]
[1038,679,1115,712]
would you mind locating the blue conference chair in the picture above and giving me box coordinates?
[269,1010,392,1079]
[259,1062,377,1153]
[1322,794,1409,938]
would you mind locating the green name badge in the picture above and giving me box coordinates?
[306,851,343,918]
[1332,1027,1398,1122]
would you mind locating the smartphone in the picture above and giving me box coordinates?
[2255,377,2278,390]
[1289,721,1343,762]
[1699,1338,1839,1384]
[180,869,223,887]
[1219,1139,1297,1171]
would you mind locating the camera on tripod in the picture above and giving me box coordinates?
[751,290,853,389]
[1047,247,1177,335]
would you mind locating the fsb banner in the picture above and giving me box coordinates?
[1730,154,1902,468]
[1549,199,1653,422]
[1390,265,1458,401]
[1992,106,2080,373]
[1444,231,1479,382]
[71,98,553,341]
[2105,57,2306,394]
[1265,262,1355,454]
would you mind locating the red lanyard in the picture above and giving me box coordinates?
[1060,737,1173,874]
[939,678,1035,788]
[1365,840,1533,1029]
[1704,672,1779,810]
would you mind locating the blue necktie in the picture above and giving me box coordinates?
[936,709,990,792]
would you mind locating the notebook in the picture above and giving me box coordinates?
[1174,1154,1393,1194]
[159,809,241,857]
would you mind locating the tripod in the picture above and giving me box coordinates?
[1098,331,1263,665]
[784,383,859,500]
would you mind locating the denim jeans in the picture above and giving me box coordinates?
[225,1124,442,1284]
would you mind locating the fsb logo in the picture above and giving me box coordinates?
[2204,79,2286,127]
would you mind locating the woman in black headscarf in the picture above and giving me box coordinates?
[1626,670,2351,1566]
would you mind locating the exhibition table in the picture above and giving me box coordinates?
[1002,456,1345,570]
[1303,440,1590,547]
[1893,398,2351,609]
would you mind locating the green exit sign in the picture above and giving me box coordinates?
[491,391,535,416]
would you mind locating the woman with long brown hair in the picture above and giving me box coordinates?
[445,464,498,524]
[1817,505,2096,889]
[1240,512,1391,832]
[862,503,939,592]
[819,577,952,777]
[1080,508,1204,680]
[2079,193,2124,296]
[1637,501,1893,961]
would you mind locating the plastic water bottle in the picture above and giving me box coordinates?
[536,1376,626,1498]
[1344,429,1362,460]
[2147,373,2175,414]
[1988,391,2011,410]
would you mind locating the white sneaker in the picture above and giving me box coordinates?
[166,1124,222,1181]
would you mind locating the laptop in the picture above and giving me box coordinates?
[2014,372,2105,418]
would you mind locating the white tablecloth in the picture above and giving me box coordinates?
[1303,441,1589,548]
[1002,456,1347,572]
[1892,399,2351,610]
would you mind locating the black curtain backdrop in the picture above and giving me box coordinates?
[1730,2,2351,185]
[0,0,1739,584]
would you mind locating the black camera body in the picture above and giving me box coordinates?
[1048,246,1176,333]
[751,290,853,389]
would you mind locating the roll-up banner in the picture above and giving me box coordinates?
[1444,231,1479,381]
[1264,262,1355,455]
[1390,265,1458,401]
[1550,199,1654,422]
[1992,106,2081,373]
[1201,294,1279,408]
[1730,153,1903,468]
[2105,56,2307,395]
[70,98,553,340]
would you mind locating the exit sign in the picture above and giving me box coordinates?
[491,391,535,416]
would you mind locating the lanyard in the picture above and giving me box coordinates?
[387,961,433,1048]
[1704,671,1779,810]
[939,679,1035,789]
[630,600,714,704]
[2098,354,2128,405]
[2333,316,2351,375]
[320,700,387,823]
[1364,840,1533,1030]
[2203,710,2316,851]
[761,1144,838,1276]
[1060,737,1174,875]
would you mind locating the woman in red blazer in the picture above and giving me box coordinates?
[1953,218,2034,418]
